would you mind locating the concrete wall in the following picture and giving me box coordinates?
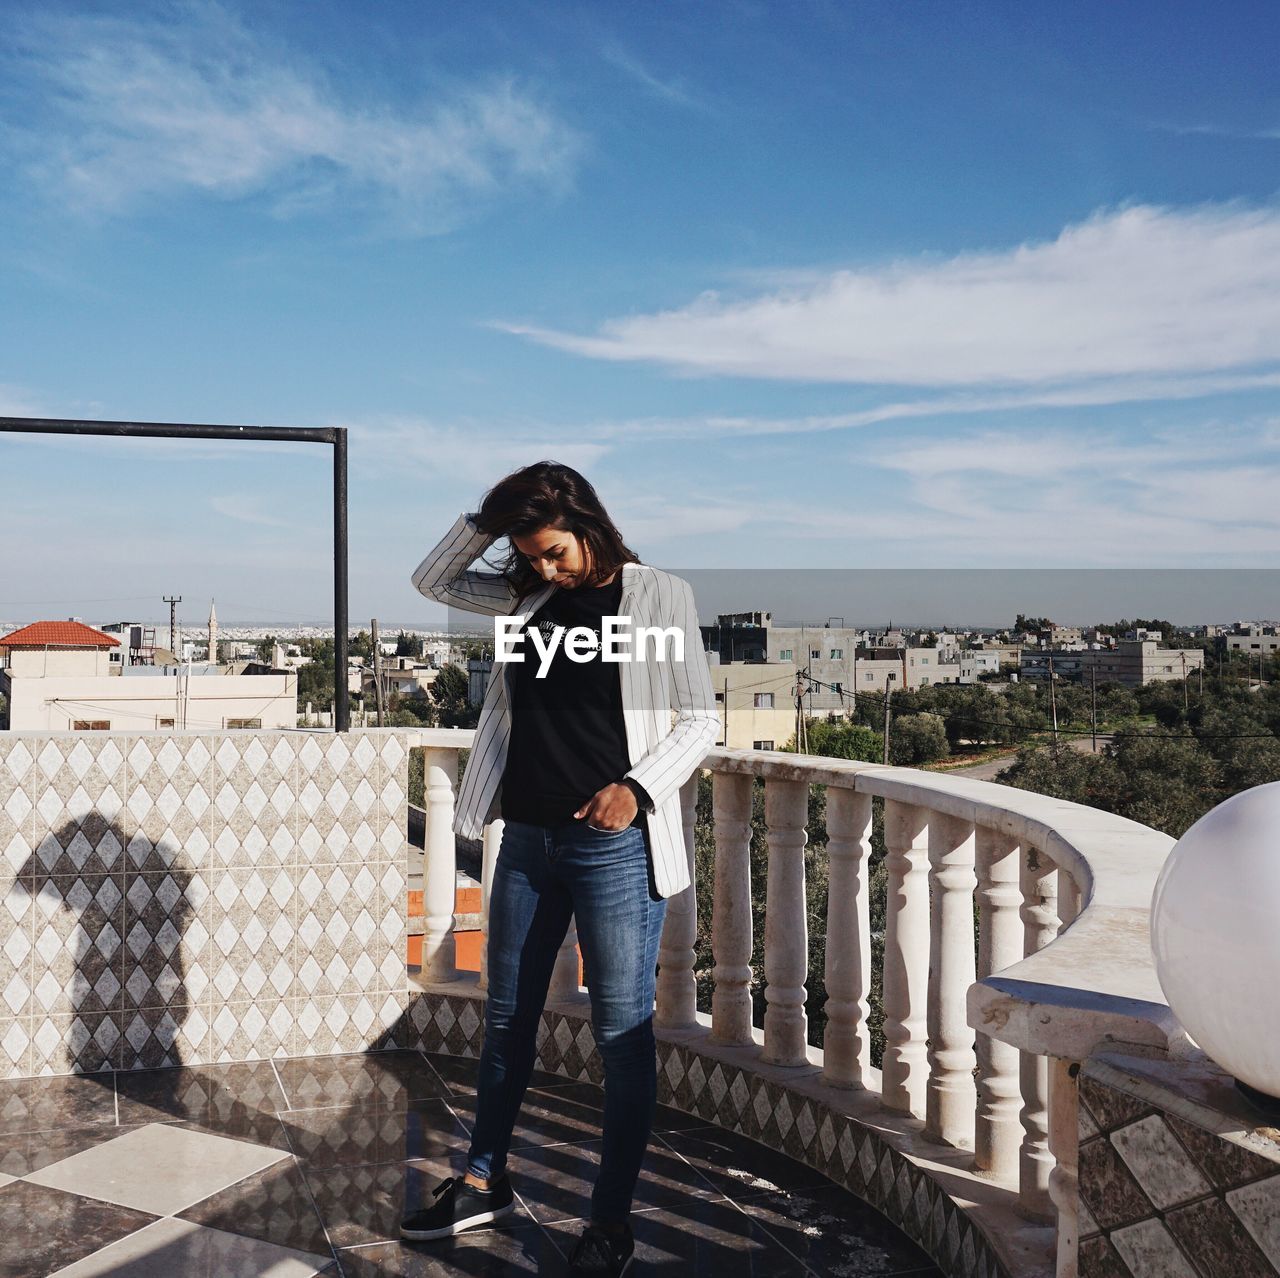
[5,648,115,678]
[4,673,298,731]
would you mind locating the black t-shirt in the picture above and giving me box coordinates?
[499,573,645,829]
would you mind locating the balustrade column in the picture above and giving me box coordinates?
[882,799,930,1116]
[973,827,1023,1181]
[822,786,872,1089]
[761,778,809,1066]
[1048,1057,1082,1278]
[477,818,503,993]
[1058,869,1082,929]
[656,773,703,1030]
[710,771,755,1047]
[1017,844,1059,1218]
[550,921,581,1000]
[925,811,977,1147]
[421,747,459,982]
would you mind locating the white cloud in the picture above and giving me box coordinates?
[600,43,713,113]
[343,417,613,486]
[573,371,1280,442]
[851,422,1280,566]
[505,202,1280,392]
[5,3,581,233]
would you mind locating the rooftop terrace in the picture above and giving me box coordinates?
[1,726,1276,1278]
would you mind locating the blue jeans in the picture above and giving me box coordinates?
[465,818,668,1224]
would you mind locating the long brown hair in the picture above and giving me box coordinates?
[472,461,642,600]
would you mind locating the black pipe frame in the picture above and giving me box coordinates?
[0,416,350,732]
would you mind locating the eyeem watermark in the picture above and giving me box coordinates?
[494,614,685,678]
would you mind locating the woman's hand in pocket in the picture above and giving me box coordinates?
[573,782,638,832]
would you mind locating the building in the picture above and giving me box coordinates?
[703,611,771,664]
[705,657,795,749]
[1036,625,1084,648]
[98,620,160,667]
[1222,625,1280,656]
[958,651,1002,683]
[1021,640,1204,688]
[0,619,298,731]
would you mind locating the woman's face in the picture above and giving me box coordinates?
[511,525,593,587]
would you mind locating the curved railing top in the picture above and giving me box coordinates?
[408,730,1184,1062]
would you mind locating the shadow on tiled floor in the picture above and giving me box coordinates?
[0,1050,943,1276]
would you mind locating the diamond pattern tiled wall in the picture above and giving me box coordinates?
[0,731,411,1077]
[1077,1065,1280,1277]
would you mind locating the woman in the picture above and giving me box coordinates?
[401,461,719,1276]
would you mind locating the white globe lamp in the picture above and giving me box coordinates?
[1151,780,1280,1112]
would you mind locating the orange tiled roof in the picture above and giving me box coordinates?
[0,621,121,650]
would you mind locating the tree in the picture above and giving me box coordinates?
[889,712,949,765]
[295,637,337,711]
[1107,728,1222,837]
[794,718,882,762]
[430,663,472,727]
[395,630,417,657]
[350,630,373,662]
[997,746,1116,810]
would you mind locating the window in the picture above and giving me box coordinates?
[829,648,843,659]
[157,717,175,729]
[921,656,930,665]
[226,717,263,729]
[72,720,110,730]
[753,739,775,750]
[714,691,724,702]
[810,649,820,659]
[753,693,774,708]
[864,673,875,682]
[779,648,793,660]
[920,677,930,686]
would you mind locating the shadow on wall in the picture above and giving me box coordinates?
[15,814,197,1076]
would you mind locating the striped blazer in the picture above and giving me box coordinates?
[410,511,720,898]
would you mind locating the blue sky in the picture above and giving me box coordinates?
[2,0,1279,628]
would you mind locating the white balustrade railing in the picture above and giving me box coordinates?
[406,730,1181,1278]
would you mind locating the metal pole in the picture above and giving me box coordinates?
[0,415,350,732]
[882,675,893,764]
[1048,651,1059,755]
[333,427,349,732]
[1090,666,1097,754]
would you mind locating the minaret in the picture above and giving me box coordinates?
[207,599,218,666]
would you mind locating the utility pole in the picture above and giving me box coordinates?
[794,668,809,754]
[1180,651,1188,712]
[882,675,894,765]
[371,619,386,727]
[1047,651,1059,756]
[1090,665,1098,754]
[162,595,182,662]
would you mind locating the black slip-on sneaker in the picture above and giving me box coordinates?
[399,1173,516,1241]
[567,1221,635,1276]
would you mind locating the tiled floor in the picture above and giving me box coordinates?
[0,1049,944,1276]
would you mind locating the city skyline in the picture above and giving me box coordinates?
[5,566,1280,636]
